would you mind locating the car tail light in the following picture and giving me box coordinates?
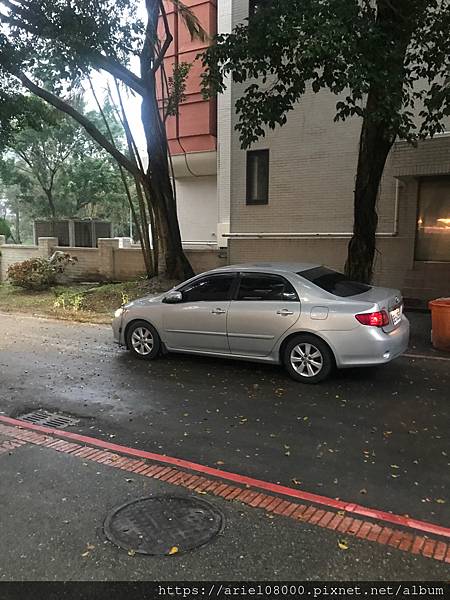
[355,310,389,327]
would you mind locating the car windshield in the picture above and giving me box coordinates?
[298,267,372,297]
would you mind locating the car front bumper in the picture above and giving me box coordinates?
[112,314,124,345]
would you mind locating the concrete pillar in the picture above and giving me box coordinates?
[0,235,4,283]
[98,238,119,280]
[38,237,58,257]
[68,220,76,247]
[216,0,233,249]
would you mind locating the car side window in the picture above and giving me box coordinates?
[236,274,298,301]
[181,275,234,303]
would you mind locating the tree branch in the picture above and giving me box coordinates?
[153,0,173,73]
[1,0,146,95]
[11,70,142,179]
[92,54,146,96]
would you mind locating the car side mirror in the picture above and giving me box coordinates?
[163,290,183,304]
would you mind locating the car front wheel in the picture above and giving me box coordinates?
[283,334,334,383]
[126,320,161,360]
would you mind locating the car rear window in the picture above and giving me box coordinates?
[298,267,372,297]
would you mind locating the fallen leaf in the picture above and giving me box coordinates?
[128,549,136,557]
[86,544,95,551]
[216,460,225,465]
[390,464,400,469]
[81,552,89,557]
[168,546,179,555]
[292,478,302,485]
[436,499,446,504]
[338,540,349,550]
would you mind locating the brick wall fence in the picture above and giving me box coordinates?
[0,236,227,283]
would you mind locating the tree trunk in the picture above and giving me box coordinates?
[345,0,418,283]
[44,188,56,219]
[344,90,394,283]
[140,1,194,281]
[141,92,194,280]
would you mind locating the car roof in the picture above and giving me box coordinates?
[207,262,320,275]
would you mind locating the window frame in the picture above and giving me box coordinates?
[414,176,450,263]
[179,273,238,303]
[233,272,299,302]
[246,149,270,205]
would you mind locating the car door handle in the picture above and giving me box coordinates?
[277,309,294,316]
[212,308,226,315]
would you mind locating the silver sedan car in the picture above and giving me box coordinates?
[112,263,410,383]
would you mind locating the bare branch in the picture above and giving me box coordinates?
[153,0,173,73]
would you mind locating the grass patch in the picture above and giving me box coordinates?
[0,277,179,324]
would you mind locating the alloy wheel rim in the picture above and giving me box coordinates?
[131,327,154,356]
[290,343,323,377]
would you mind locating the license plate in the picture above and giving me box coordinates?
[390,306,402,326]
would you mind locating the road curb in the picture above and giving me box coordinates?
[0,418,449,565]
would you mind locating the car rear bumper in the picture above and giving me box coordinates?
[333,316,410,368]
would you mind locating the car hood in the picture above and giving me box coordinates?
[125,293,165,309]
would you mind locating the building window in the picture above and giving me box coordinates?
[249,0,272,20]
[246,149,269,205]
[415,176,450,262]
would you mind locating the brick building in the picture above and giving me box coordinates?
[165,0,450,302]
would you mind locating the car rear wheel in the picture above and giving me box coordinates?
[283,334,334,383]
[126,320,160,360]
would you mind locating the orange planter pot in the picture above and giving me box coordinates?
[428,298,450,352]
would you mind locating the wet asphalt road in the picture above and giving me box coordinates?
[0,312,449,529]
[1,440,449,581]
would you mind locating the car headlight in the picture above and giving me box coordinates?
[114,307,124,318]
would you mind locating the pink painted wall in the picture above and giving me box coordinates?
[159,0,217,155]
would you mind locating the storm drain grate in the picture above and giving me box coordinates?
[17,409,80,429]
[104,496,224,556]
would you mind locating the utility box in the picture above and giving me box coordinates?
[33,219,112,247]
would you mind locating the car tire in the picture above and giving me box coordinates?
[283,334,334,383]
[126,320,161,361]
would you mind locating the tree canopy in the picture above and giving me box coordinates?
[0,97,133,242]
[0,0,204,278]
[203,0,449,149]
[202,0,449,282]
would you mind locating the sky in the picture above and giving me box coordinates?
[85,0,149,154]
[85,70,147,155]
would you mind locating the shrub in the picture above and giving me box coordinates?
[53,290,85,311]
[7,252,77,290]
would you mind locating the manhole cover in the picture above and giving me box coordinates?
[104,496,224,555]
[17,410,80,429]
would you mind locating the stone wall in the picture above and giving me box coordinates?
[0,236,226,283]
